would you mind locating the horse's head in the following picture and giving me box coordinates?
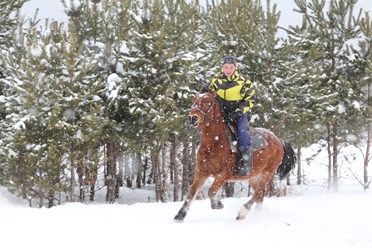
[188,92,223,127]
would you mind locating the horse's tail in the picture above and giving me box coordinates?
[277,141,297,180]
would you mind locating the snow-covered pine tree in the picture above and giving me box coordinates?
[1,8,104,206]
[1,20,72,207]
[0,0,27,71]
[277,10,330,185]
[0,1,29,185]
[352,12,372,189]
[62,0,132,203]
[59,20,106,202]
[291,0,364,191]
[124,0,197,202]
[158,0,201,202]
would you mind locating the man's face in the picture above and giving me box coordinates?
[222,63,235,77]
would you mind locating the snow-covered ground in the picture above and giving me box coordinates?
[1,143,371,248]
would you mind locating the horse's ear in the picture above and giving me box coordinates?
[211,91,217,98]
[200,83,211,93]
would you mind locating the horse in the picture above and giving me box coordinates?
[174,91,296,221]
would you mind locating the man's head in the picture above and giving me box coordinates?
[222,55,237,77]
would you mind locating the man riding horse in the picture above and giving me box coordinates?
[210,55,255,176]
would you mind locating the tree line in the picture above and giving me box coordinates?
[0,0,371,207]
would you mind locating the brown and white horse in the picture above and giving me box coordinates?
[174,91,296,221]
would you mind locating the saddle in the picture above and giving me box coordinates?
[226,125,268,153]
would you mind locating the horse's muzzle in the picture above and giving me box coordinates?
[188,115,199,127]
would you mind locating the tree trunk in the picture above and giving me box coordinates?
[332,124,339,192]
[117,153,125,187]
[327,125,332,191]
[152,147,161,202]
[297,146,302,185]
[364,124,371,190]
[48,191,54,208]
[70,156,75,202]
[223,182,235,197]
[135,152,143,188]
[106,140,117,203]
[364,81,371,190]
[171,133,180,202]
[142,157,149,186]
[160,143,168,202]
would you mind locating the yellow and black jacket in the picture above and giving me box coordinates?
[210,67,255,117]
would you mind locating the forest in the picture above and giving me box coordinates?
[0,0,371,208]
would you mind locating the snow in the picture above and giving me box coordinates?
[338,104,346,114]
[119,41,130,54]
[107,73,121,99]
[352,100,361,110]
[3,1,372,247]
[1,144,371,248]
[64,0,82,12]
[30,45,43,58]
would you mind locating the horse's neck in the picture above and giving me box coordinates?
[200,122,229,147]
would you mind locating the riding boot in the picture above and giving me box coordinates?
[236,148,252,176]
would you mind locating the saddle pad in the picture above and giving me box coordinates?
[251,130,268,149]
[227,126,268,152]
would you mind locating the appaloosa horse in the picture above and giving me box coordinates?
[174,91,296,221]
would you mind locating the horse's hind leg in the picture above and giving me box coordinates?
[236,180,266,220]
[174,173,208,222]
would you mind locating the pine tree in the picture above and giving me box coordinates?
[289,0,364,191]
[277,23,327,184]
[58,20,106,202]
[1,20,69,206]
[0,9,104,206]
[122,0,192,202]
[354,12,372,189]
[0,1,29,182]
[61,0,132,203]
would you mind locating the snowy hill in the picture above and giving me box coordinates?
[1,143,371,248]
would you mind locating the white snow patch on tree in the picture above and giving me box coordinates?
[64,0,82,11]
[338,104,346,114]
[352,101,360,110]
[120,41,130,54]
[108,90,118,99]
[30,45,43,58]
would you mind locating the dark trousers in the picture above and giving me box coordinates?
[236,113,251,151]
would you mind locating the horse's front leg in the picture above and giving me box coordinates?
[174,173,208,222]
[208,176,226,209]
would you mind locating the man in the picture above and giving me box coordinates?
[210,55,255,176]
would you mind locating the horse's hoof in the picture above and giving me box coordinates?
[211,200,224,209]
[174,211,186,222]
[236,213,246,220]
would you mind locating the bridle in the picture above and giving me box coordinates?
[191,93,223,123]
